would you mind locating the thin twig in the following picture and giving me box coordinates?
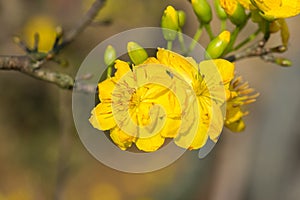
[55,0,107,52]
[224,38,287,65]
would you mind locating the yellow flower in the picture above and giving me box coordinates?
[153,49,235,150]
[23,15,57,52]
[225,76,259,132]
[90,48,235,151]
[90,60,181,152]
[251,0,300,20]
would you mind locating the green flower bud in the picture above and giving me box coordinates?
[205,30,231,59]
[161,6,179,41]
[279,19,289,47]
[220,0,247,27]
[127,41,148,65]
[104,45,117,66]
[104,45,117,78]
[214,0,227,20]
[230,4,247,26]
[275,57,292,67]
[177,10,186,28]
[191,0,212,24]
[13,36,21,45]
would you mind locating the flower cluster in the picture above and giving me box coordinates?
[89,47,258,152]
[88,0,299,153]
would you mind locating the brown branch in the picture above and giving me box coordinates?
[0,0,106,92]
[0,55,72,88]
[224,39,290,67]
[0,55,96,92]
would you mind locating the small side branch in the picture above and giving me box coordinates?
[224,39,290,67]
[56,0,107,52]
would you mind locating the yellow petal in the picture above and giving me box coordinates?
[114,60,131,80]
[159,117,181,138]
[237,0,252,9]
[142,57,160,65]
[135,102,153,127]
[98,78,115,101]
[220,0,238,15]
[225,103,245,124]
[110,126,135,150]
[207,102,224,142]
[175,99,211,150]
[200,59,235,85]
[135,133,165,152]
[156,48,198,83]
[175,123,209,150]
[89,103,116,130]
[253,0,300,19]
[139,84,170,104]
[199,59,234,104]
[226,119,245,132]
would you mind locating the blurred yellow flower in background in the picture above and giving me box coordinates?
[23,15,57,52]
[89,183,121,200]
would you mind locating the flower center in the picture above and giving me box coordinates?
[130,90,142,108]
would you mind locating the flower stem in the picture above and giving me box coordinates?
[107,65,112,78]
[264,21,271,42]
[204,24,215,40]
[167,40,173,50]
[221,20,227,32]
[223,26,240,56]
[187,25,203,54]
[178,29,186,53]
[234,28,261,51]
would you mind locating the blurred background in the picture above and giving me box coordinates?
[0,0,300,199]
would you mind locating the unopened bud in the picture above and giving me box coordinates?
[205,30,231,59]
[279,19,289,47]
[104,45,117,66]
[177,10,186,28]
[104,45,116,77]
[13,36,21,44]
[271,45,287,53]
[127,42,148,65]
[55,26,63,38]
[161,6,179,41]
[214,0,227,20]
[191,0,212,24]
[220,0,247,26]
[275,57,292,67]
